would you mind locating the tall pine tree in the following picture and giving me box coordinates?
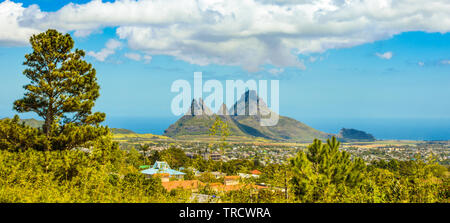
[290,136,366,202]
[13,29,107,150]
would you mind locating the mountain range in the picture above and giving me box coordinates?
[1,91,376,142]
[164,90,335,142]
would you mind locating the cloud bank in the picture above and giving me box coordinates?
[2,0,450,71]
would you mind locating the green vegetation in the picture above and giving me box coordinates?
[111,128,136,134]
[0,123,448,202]
[164,115,226,136]
[149,147,190,169]
[209,116,231,160]
[224,137,449,203]
[0,137,188,202]
[165,112,332,142]
[0,118,44,129]
[0,29,188,202]
[290,137,366,202]
[231,115,331,142]
[8,29,107,151]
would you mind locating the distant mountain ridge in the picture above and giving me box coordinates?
[0,117,136,135]
[164,98,247,137]
[111,128,136,134]
[2,100,376,142]
[337,128,376,142]
[164,90,333,142]
[0,117,44,128]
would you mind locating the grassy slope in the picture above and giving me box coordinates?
[163,114,332,142]
[163,115,247,137]
[232,115,332,142]
[111,128,136,134]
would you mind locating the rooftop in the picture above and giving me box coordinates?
[162,180,204,191]
[224,176,240,180]
[140,161,186,176]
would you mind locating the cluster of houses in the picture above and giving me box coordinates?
[184,146,295,164]
[140,161,266,193]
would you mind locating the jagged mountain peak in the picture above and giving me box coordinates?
[229,90,272,116]
[217,103,229,116]
[185,98,214,116]
[165,90,331,142]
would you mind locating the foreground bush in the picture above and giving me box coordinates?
[0,137,189,203]
[289,137,449,203]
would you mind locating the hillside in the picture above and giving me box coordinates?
[228,90,331,141]
[1,117,138,136]
[231,115,331,141]
[164,99,247,137]
[164,90,331,142]
[1,117,44,128]
[110,128,136,134]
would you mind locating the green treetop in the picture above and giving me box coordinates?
[209,116,230,161]
[290,136,366,202]
[12,29,107,150]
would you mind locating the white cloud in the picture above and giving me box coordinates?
[87,39,122,61]
[0,1,41,46]
[124,52,141,61]
[418,61,425,66]
[105,39,122,49]
[268,68,284,75]
[2,0,450,71]
[376,51,393,60]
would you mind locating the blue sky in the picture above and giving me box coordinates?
[0,0,450,138]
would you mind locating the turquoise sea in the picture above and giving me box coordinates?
[104,116,450,141]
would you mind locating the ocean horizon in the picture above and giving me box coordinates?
[104,116,450,141]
